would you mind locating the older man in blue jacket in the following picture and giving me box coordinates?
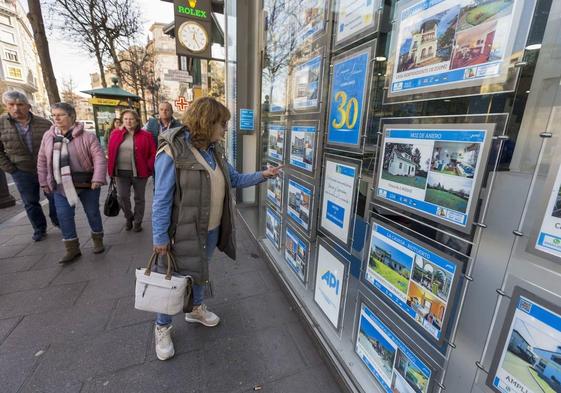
[144,102,182,148]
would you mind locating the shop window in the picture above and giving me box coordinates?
[0,14,10,26]
[6,66,23,80]
[0,29,14,44]
[4,49,18,62]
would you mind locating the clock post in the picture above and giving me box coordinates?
[173,0,212,59]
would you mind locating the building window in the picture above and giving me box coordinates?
[4,49,17,62]
[0,14,10,26]
[6,66,23,80]
[0,30,14,44]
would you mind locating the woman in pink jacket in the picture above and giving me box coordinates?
[37,103,107,264]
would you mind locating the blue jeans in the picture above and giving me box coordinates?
[156,227,220,326]
[53,188,103,240]
[11,170,47,234]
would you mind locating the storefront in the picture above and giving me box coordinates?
[226,1,561,392]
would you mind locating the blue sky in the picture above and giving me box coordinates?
[360,316,396,356]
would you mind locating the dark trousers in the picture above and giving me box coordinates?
[11,170,47,234]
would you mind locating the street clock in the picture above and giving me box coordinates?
[178,20,209,53]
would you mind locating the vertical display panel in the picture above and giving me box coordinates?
[291,54,322,111]
[320,155,361,248]
[293,0,327,46]
[364,220,462,343]
[333,0,382,50]
[374,122,494,233]
[314,242,349,330]
[287,177,314,234]
[289,122,319,174]
[265,207,282,250]
[384,0,536,103]
[355,302,433,393]
[326,42,374,150]
[284,225,310,284]
[267,122,286,162]
[266,171,284,211]
[487,287,561,393]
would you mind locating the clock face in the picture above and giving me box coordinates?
[178,21,209,53]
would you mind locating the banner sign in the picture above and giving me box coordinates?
[290,124,317,172]
[314,244,346,329]
[284,226,309,283]
[265,207,282,250]
[267,123,286,162]
[355,303,432,393]
[327,48,370,148]
[488,289,561,393]
[287,178,313,232]
[375,124,491,231]
[365,221,460,341]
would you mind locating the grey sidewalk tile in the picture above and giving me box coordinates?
[145,320,205,362]
[0,299,115,354]
[0,254,43,274]
[238,291,299,331]
[209,270,269,305]
[0,282,87,318]
[286,322,325,368]
[0,243,28,259]
[0,316,21,344]
[81,351,204,393]
[240,366,343,393]
[0,347,41,393]
[106,296,154,330]
[0,267,60,295]
[258,267,283,291]
[201,326,307,393]
[50,253,134,286]
[20,322,151,392]
[74,272,136,306]
[209,252,268,278]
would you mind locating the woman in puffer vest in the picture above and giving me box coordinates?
[151,97,283,361]
[37,103,107,264]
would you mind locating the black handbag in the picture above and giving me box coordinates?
[104,178,120,217]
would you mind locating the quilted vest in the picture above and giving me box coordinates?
[158,127,236,284]
[0,113,52,173]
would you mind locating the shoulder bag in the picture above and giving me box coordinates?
[103,178,120,217]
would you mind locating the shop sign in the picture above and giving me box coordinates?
[314,244,346,329]
[355,303,432,393]
[164,70,193,83]
[89,98,121,106]
[174,96,190,111]
[239,109,254,131]
[174,0,210,20]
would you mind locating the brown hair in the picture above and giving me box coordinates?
[110,117,122,130]
[182,97,230,149]
[120,109,141,131]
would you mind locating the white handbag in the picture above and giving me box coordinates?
[134,252,192,315]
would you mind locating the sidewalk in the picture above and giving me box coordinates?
[0,186,343,393]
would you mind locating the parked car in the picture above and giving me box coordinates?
[79,120,96,133]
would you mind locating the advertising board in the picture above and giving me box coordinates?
[355,302,432,393]
[290,124,318,173]
[265,207,282,250]
[287,178,314,233]
[266,172,283,211]
[385,0,534,103]
[364,221,462,342]
[375,123,494,233]
[320,156,360,248]
[487,288,561,393]
[294,0,326,45]
[284,225,310,283]
[291,55,322,111]
[334,0,381,48]
[267,123,286,162]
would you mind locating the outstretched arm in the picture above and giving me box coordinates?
[227,162,283,188]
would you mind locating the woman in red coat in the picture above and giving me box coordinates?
[107,110,155,232]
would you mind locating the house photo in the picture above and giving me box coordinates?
[382,142,432,190]
[368,236,413,296]
[425,172,473,213]
[411,255,454,302]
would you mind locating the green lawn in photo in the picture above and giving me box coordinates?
[405,367,428,393]
[528,368,557,393]
[370,257,410,295]
[464,0,513,26]
[502,351,545,392]
[381,170,427,190]
[425,188,468,213]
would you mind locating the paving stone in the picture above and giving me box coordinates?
[106,296,154,330]
[0,243,28,259]
[286,321,325,367]
[75,272,135,306]
[0,347,40,393]
[0,267,61,295]
[51,253,133,286]
[21,322,150,392]
[0,254,43,274]
[0,316,21,344]
[0,299,115,354]
[209,270,269,305]
[240,366,343,393]
[238,291,299,331]
[81,352,204,393]
[0,282,87,318]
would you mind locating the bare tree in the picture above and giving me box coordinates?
[27,0,60,104]
[61,77,81,107]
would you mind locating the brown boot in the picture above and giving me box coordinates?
[59,239,81,264]
[91,232,105,254]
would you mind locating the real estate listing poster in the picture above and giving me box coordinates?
[314,243,347,329]
[291,55,322,110]
[267,123,286,162]
[265,207,282,250]
[294,0,326,46]
[287,178,313,233]
[487,289,561,393]
[284,226,309,283]
[334,0,381,47]
[262,66,289,113]
[290,124,317,173]
[320,157,360,247]
[355,303,432,393]
[386,0,531,102]
[365,221,461,342]
[327,47,371,149]
[375,123,493,232]
[266,172,283,210]
[532,162,561,261]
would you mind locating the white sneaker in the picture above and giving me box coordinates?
[154,324,175,360]
[184,304,220,327]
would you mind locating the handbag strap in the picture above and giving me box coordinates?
[144,252,179,280]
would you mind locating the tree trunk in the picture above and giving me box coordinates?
[94,49,107,88]
[27,0,60,105]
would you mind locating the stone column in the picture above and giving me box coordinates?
[0,170,16,208]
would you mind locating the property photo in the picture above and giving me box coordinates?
[291,129,316,169]
[267,175,283,208]
[268,126,285,161]
[500,314,561,393]
[425,172,473,213]
[392,370,418,393]
[430,141,480,178]
[288,181,312,229]
[382,142,432,190]
[407,281,446,334]
[456,0,514,32]
[394,350,430,393]
[266,209,281,247]
[451,19,500,69]
[551,185,561,219]
[396,5,461,73]
[284,229,307,281]
[293,57,320,108]
[357,314,397,384]
[411,255,454,302]
[368,236,413,296]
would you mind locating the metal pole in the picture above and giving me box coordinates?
[0,170,16,208]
